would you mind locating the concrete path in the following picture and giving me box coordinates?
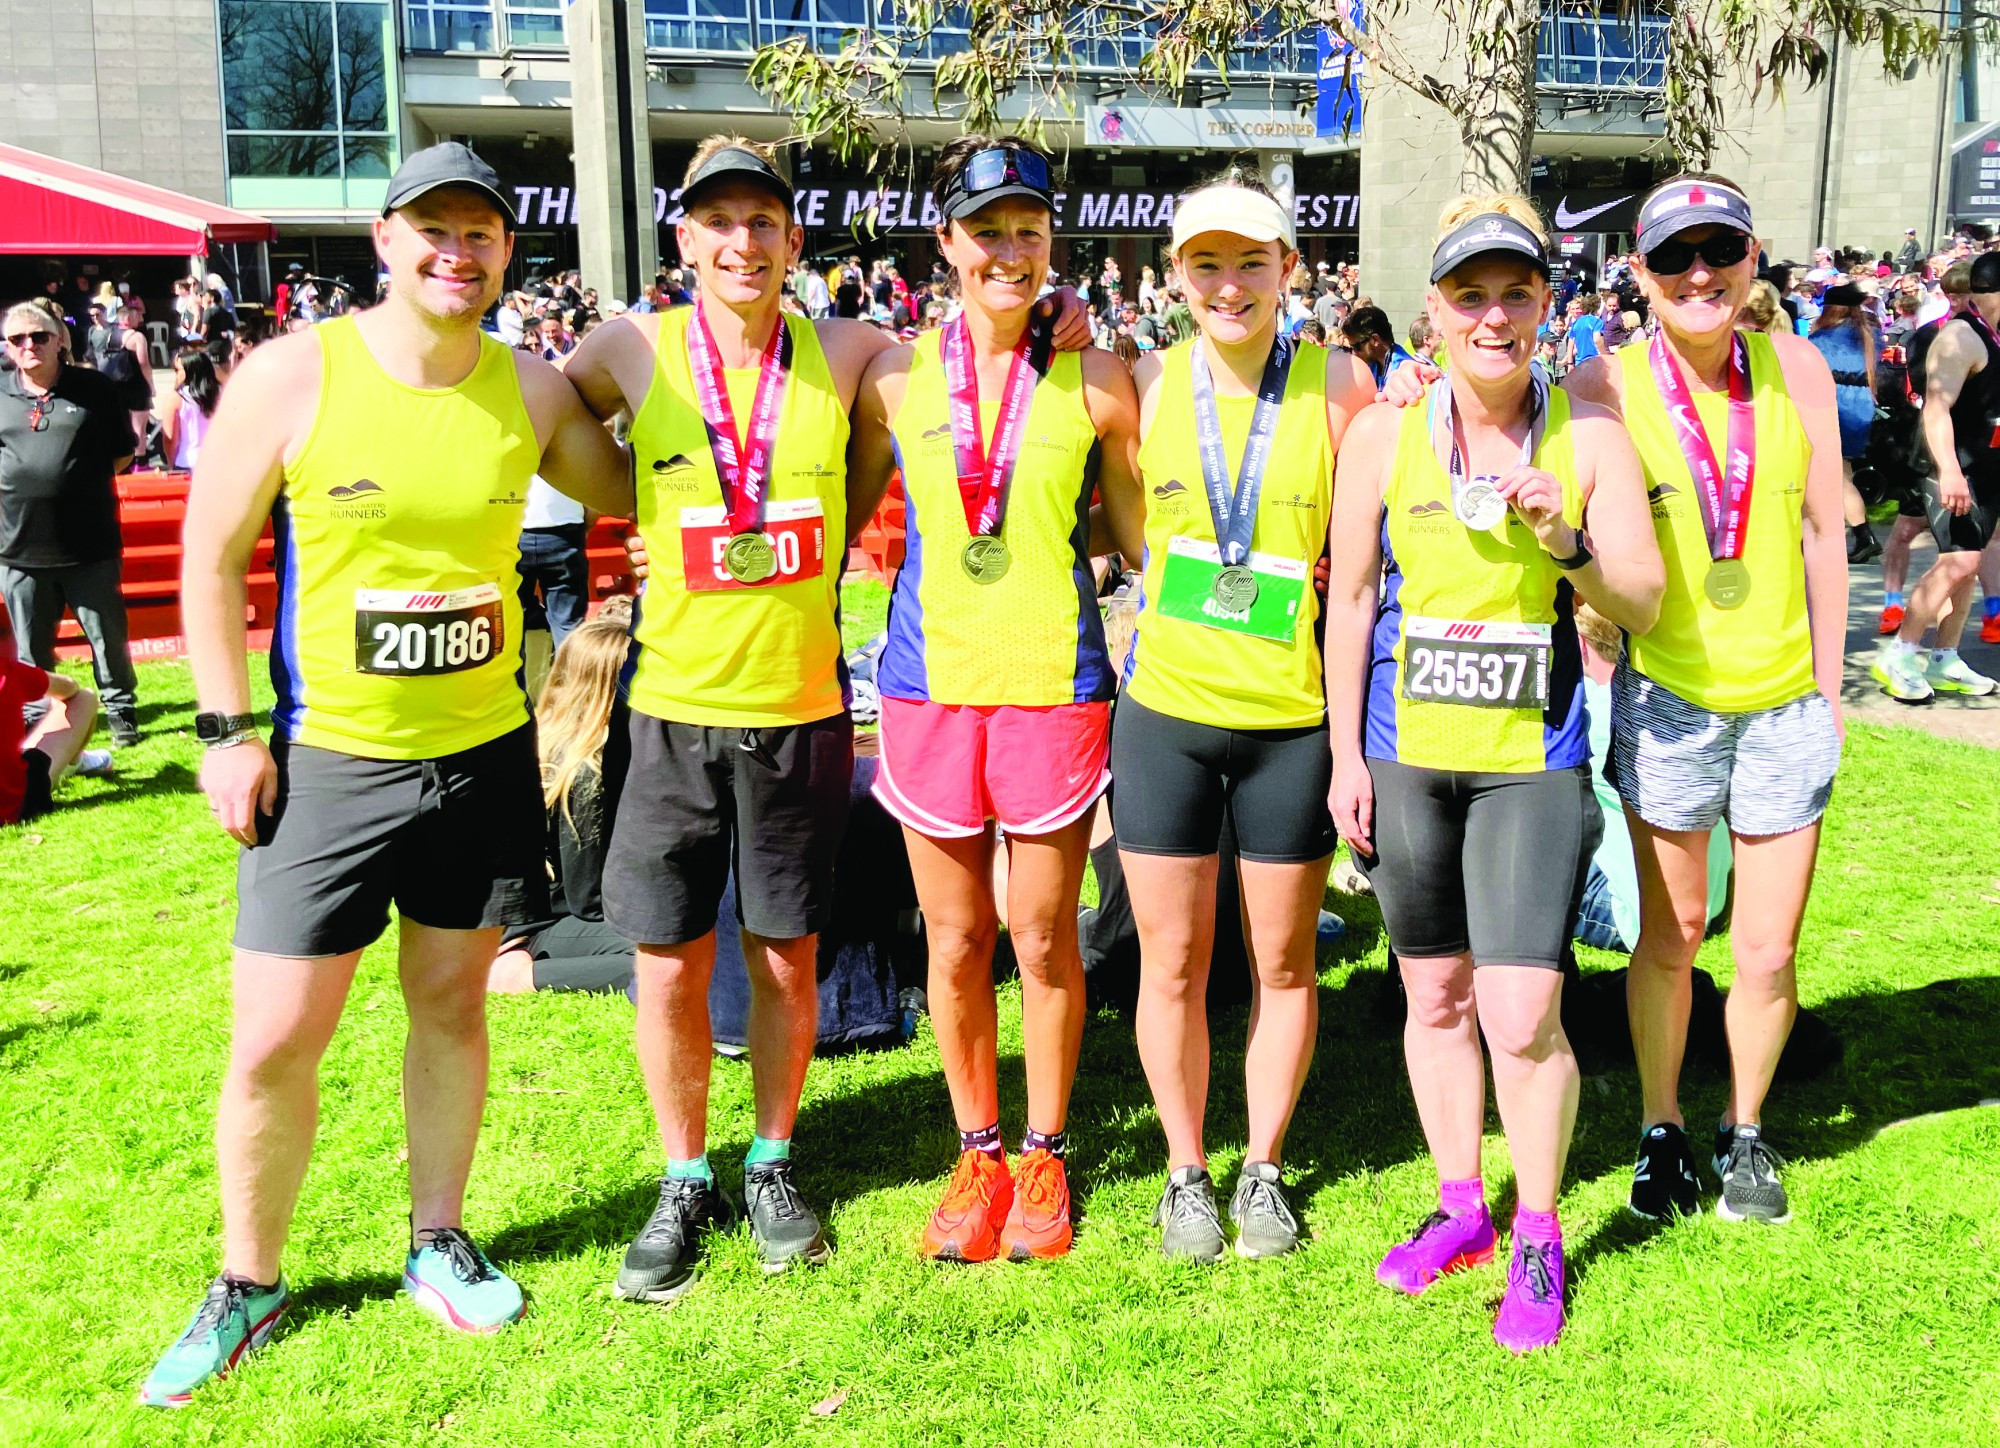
[1841,534,2000,749]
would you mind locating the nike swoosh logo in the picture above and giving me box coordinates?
[1553,195,1633,229]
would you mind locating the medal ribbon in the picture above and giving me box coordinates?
[1647,331,1756,561]
[942,315,1044,539]
[1189,335,1294,568]
[687,304,793,536]
[1430,363,1547,498]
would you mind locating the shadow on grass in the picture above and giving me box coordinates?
[59,760,201,808]
[289,1269,407,1321]
[0,961,31,982]
[0,1007,102,1061]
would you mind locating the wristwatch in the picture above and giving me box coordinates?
[1552,536,1593,571]
[194,710,259,746]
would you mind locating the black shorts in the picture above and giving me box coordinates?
[507,915,636,994]
[602,709,854,946]
[1359,757,1601,970]
[1923,471,2000,554]
[1110,693,1336,864]
[16,747,52,823]
[234,725,548,958]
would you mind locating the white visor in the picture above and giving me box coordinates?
[1171,186,1297,255]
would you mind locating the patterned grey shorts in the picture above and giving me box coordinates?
[1609,662,1840,836]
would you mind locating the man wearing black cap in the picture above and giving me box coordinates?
[1875,248,2000,700]
[562,135,1092,1303]
[144,141,634,1408]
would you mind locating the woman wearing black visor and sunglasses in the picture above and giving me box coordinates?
[1562,175,1848,1231]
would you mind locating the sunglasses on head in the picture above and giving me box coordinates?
[1643,231,1753,276]
[6,330,54,348]
[956,147,1051,200]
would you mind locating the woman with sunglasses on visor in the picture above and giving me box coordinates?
[1325,197,1662,1351]
[1564,177,1848,1229]
[1116,174,1379,1262]
[848,136,1145,1264]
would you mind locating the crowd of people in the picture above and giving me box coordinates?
[0,130,1989,1405]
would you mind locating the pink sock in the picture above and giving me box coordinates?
[1439,1177,1485,1218]
[1514,1208,1561,1245]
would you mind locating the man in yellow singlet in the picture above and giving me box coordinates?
[145,143,632,1408]
[564,136,1091,1299]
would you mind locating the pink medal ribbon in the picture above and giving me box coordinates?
[1648,331,1757,607]
[686,304,792,581]
[941,315,1045,583]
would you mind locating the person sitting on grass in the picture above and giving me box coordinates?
[1,609,112,825]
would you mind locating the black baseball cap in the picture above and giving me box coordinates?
[1635,178,1755,252]
[1430,213,1550,284]
[382,142,515,230]
[680,146,794,214]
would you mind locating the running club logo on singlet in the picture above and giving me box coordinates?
[1647,481,1684,520]
[1405,497,1452,535]
[652,452,701,492]
[1151,479,1194,515]
[329,478,387,520]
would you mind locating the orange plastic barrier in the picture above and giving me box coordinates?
[852,474,905,584]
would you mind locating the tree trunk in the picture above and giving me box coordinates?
[1453,0,1541,194]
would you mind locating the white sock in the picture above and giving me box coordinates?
[1887,637,1916,658]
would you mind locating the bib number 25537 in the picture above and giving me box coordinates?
[1400,617,1550,710]
[355,584,504,676]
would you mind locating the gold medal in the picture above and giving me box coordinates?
[961,535,1012,584]
[723,531,778,584]
[1704,557,1750,610]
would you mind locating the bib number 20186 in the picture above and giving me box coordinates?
[1400,618,1550,710]
[355,584,505,676]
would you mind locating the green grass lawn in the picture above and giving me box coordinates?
[4,624,2000,1445]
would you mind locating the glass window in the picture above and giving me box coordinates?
[228,133,341,178]
[336,1,392,130]
[224,0,400,205]
[342,134,395,176]
[405,0,497,51]
[643,0,751,51]
[220,0,339,132]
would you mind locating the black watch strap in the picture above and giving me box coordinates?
[195,710,259,743]
[1552,537,1593,571]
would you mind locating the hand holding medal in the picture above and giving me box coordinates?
[1495,465,1575,556]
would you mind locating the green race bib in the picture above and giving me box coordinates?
[1154,537,1307,641]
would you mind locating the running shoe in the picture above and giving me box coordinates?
[999,1148,1074,1261]
[1374,1206,1495,1294]
[743,1160,830,1272]
[1847,524,1882,564]
[615,1175,738,1301]
[1926,649,1998,696]
[1627,1122,1701,1221]
[1154,1165,1226,1263]
[108,707,140,748]
[920,1149,1013,1263]
[1983,613,2000,645]
[1492,1236,1566,1353]
[1872,648,1934,702]
[65,748,115,781]
[403,1226,525,1333]
[1713,1124,1792,1224]
[1877,604,1905,634]
[1229,1160,1302,1258]
[138,1275,289,1408]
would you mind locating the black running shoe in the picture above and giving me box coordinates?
[743,1160,830,1272]
[1713,1123,1792,1224]
[1154,1165,1225,1263]
[1228,1161,1302,1259]
[108,707,140,748]
[614,1175,738,1302]
[1628,1122,1701,1220]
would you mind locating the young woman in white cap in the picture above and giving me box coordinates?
[1326,194,1661,1351]
[1116,172,1378,1262]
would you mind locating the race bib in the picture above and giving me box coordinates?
[355,584,504,676]
[1400,617,1550,710]
[1153,536,1307,641]
[678,497,827,593]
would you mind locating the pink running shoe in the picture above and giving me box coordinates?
[1493,1236,1565,1352]
[1375,1208,1496,1295]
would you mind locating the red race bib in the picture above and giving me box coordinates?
[678,498,827,592]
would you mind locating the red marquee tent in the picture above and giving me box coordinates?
[0,142,276,257]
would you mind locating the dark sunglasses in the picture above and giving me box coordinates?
[1643,231,1753,276]
[26,398,50,432]
[6,330,54,348]
[958,147,1051,199]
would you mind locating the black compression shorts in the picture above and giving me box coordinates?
[1923,471,2000,554]
[1359,758,1600,969]
[1110,693,1336,864]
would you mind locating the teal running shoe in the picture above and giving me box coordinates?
[138,1274,290,1408]
[402,1226,525,1334]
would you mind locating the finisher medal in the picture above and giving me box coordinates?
[1211,565,1260,612]
[723,531,778,584]
[961,535,1012,584]
[1454,476,1509,531]
[1704,557,1751,610]
[1435,367,1547,535]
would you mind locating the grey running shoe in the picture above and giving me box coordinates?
[1229,1160,1302,1259]
[614,1175,738,1302]
[1713,1123,1792,1224]
[1154,1165,1226,1263]
[743,1160,830,1272]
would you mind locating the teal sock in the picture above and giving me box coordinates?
[745,1135,791,1167]
[1885,589,1904,608]
[667,1155,713,1185]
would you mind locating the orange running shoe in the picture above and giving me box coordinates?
[921,1150,1013,1262]
[1000,1149,1074,1261]
[1983,612,2000,645]
[1878,604,1906,634]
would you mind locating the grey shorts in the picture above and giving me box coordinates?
[1609,662,1839,836]
[234,724,548,958]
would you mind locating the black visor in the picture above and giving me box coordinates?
[1430,214,1550,285]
